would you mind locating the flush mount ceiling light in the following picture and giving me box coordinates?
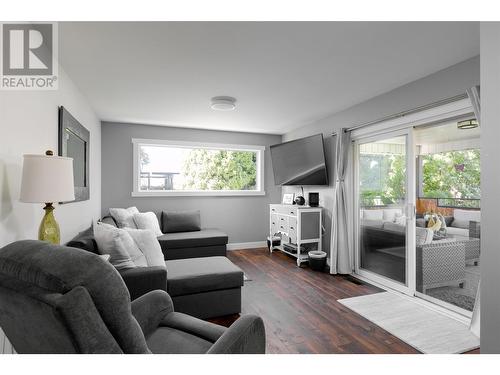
[457,119,479,130]
[210,96,236,111]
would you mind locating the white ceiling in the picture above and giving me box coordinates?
[59,22,479,135]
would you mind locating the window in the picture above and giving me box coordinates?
[359,141,406,207]
[419,149,480,208]
[132,139,265,196]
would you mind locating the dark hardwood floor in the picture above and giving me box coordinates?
[211,248,421,354]
[211,248,480,354]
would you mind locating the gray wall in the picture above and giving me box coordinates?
[101,122,281,244]
[480,22,500,353]
[0,66,101,247]
[282,56,480,257]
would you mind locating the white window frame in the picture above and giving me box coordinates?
[132,138,266,197]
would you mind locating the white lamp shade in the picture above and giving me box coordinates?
[20,154,75,203]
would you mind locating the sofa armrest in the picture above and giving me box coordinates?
[131,290,174,338]
[207,315,265,354]
[119,266,167,301]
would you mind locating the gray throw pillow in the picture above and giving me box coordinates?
[416,218,426,228]
[443,216,454,227]
[451,219,469,229]
[162,210,201,233]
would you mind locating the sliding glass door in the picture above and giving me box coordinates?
[354,129,416,294]
[413,118,480,316]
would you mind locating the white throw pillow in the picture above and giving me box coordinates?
[452,209,481,229]
[394,215,406,226]
[363,209,384,221]
[383,208,402,222]
[415,227,433,246]
[109,207,140,229]
[94,222,145,269]
[125,228,165,267]
[133,212,163,237]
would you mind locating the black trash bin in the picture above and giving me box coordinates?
[308,250,327,271]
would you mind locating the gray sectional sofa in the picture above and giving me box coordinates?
[100,212,228,261]
[67,212,242,319]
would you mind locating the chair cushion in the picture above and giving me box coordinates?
[161,312,226,342]
[158,229,228,249]
[162,210,201,233]
[147,326,212,354]
[165,256,243,297]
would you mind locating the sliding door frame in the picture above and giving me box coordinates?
[350,98,475,306]
[353,128,416,296]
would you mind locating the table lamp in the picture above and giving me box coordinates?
[20,150,75,244]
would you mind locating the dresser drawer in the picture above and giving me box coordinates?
[277,215,289,233]
[270,214,278,234]
[271,205,298,216]
[288,217,297,231]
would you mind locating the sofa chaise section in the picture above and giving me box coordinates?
[67,226,241,318]
[158,229,228,260]
[165,256,244,319]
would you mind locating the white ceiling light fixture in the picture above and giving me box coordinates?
[211,96,236,111]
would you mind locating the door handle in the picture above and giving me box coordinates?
[406,203,416,219]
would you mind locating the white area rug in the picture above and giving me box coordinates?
[338,292,479,354]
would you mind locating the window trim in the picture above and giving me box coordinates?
[132,138,266,197]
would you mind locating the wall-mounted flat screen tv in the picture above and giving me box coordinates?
[270,134,328,186]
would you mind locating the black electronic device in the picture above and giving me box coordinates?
[308,192,319,207]
[294,196,305,205]
[270,134,328,185]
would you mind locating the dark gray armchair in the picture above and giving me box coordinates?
[0,240,265,354]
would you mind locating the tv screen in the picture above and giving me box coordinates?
[270,134,328,186]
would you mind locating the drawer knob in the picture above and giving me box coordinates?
[290,226,294,230]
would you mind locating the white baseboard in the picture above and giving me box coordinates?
[227,241,267,250]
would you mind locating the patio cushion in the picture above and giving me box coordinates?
[383,208,403,222]
[363,209,384,221]
[451,209,481,229]
[416,227,433,245]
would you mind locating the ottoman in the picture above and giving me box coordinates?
[165,256,244,319]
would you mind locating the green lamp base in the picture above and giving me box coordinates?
[38,203,60,245]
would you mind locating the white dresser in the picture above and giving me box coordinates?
[269,204,322,266]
